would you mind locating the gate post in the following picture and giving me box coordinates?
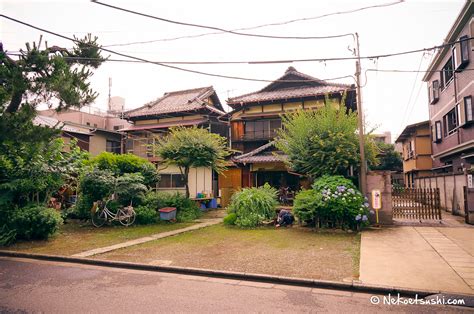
[366,171,393,225]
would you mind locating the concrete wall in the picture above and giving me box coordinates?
[366,171,393,225]
[415,173,467,214]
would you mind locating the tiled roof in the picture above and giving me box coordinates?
[233,141,287,164]
[395,120,430,143]
[33,115,91,135]
[125,86,225,118]
[120,119,207,132]
[236,155,287,163]
[228,67,353,106]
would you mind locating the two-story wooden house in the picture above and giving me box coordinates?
[122,86,227,197]
[395,121,433,188]
[219,67,357,195]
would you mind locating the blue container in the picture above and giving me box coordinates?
[207,198,217,209]
[159,207,177,221]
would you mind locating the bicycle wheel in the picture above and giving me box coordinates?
[118,208,136,226]
[91,209,107,227]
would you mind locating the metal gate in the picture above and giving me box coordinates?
[392,187,441,220]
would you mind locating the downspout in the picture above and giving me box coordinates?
[454,70,460,146]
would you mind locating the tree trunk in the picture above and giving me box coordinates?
[184,167,190,199]
[6,90,23,113]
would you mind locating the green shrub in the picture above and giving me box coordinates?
[89,152,159,187]
[293,175,369,230]
[10,205,63,240]
[134,205,159,225]
[223,213,237,225]
[143,192,200,222]
[293,189,322,222]
[79,169,115,201]
[115,173,148,206]
[74,169,115,219]
[228,184,278,228]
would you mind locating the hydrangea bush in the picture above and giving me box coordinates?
[294,175,370,230]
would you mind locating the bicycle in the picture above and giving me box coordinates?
[91,198,136,227]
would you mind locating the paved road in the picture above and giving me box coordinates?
[0,257,470,313]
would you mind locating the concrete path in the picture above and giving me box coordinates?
[72,218,221,258]
[360,226,474,295]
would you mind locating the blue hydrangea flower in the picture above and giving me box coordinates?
[370,210,375,214]
[348,188,355,194]
[362,215,368,221]
[364,202,369,208]
[355,214,362,221]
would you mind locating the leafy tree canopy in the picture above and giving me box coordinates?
[0,35,104,210]
[1,34,106,114]
[155,126,230,197]
[371,142,402,172]
[276,102,378,179]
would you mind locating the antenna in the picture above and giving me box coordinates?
[108,77,112,111]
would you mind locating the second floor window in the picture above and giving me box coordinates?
[244,119,281,140]
[443,108,458,136]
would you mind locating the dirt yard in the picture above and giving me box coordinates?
[4,220,194,256]
[95,224,361,281]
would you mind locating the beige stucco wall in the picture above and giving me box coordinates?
[89,134,107,156]
[158,164,213,197]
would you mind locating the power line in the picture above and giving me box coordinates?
[398,52,435,134]
[91,0,355,41]
[398,52,426,131]
[1,14,354,84]
[6,35,474,66]
[101,0,404,47]
[3,14,472,85]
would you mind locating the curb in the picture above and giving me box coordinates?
[1,250,466,300]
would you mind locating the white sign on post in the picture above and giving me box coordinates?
[371,189,382,210]
[468,174,473,189]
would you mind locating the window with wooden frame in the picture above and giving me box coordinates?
[243,119,281,140]
[158,174,185,188]
[465,96,473,123]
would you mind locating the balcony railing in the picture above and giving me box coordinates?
[233,131,278,141]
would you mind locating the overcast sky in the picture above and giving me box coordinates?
[1,0,467,141]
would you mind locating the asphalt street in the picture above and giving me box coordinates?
[0,257,470,313]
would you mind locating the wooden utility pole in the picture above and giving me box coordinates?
[355,33,367,195]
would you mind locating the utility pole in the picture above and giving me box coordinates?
[355,33,367,195]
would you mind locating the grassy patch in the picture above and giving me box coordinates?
[3,220,194,256]
[96,224,361,281]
